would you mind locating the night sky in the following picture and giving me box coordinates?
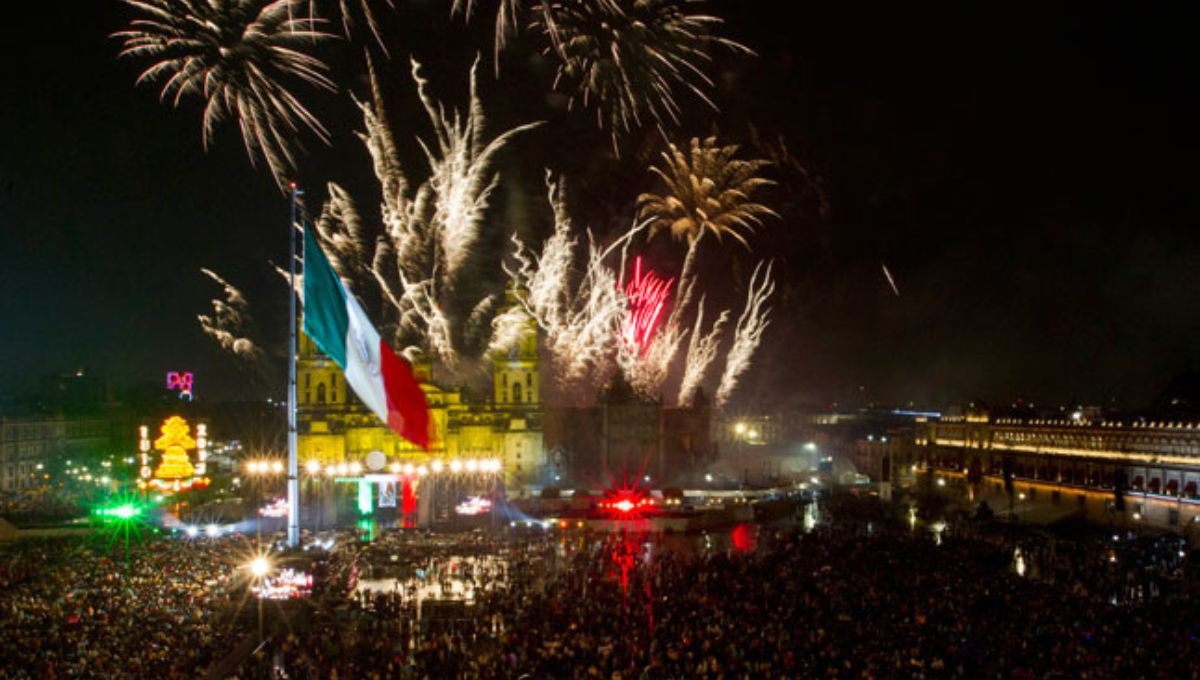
[1,1,1195,410]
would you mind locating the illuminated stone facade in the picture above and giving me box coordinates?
[296,317,546,489]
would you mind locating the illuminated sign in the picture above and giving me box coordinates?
[253,568,314,600]
[166,371,194,401]
[137,416,210,493]
[455,496,493,516]
[258,498,289,517]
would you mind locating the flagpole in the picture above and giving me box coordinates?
[287,183,301,548]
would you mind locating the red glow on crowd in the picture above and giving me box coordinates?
[731,523,756,552]
[621,257,674,354]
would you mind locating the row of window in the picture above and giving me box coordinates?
[303,373,341,405]
[500,372,534,387]
[942,428,1200,458]
[1,420,108,442]
[501,383,536,403]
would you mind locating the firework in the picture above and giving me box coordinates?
[314,183,374,286]
[615,256,680,397]
[640,135,776,346]
[620,257,673,354]
[533,0,751,146]
[882,263,900,297]
[451,0,526,64]
[326,0,395,51]
[638,136,776,250]
[619,320,682,399]
[715,261,775,408]
[505,173,779,405]
[487,304,535,358]
[115,0,335,188]
[308,55,540,371]
[411,57,543,286]
[506,175,626,395]
[677,297,729,406]
[197,268,262,359]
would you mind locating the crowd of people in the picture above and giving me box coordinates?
[4,496,1200,678]
[230,498,1200,679]
[0,530,251,678]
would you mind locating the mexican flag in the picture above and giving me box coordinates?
[302,224,431,449]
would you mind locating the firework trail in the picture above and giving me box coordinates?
[533,0,752,147]
[411,56,543,287]
[677,297,729,406]
[197,268,262,359]
[315,183,375,286]
[630,135,776,400]
[115,0,336,189]
[882,263,900,297]
[506,174,776,405]
[619,320,682,399]
[452,0,533,67]
[640,135,776,342]
[506,175,626,395]
[306,55,540,371]
[487,304,535,358]
[716,261,775,408]
[322,0,395,52]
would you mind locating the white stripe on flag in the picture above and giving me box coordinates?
[342,293,389,422]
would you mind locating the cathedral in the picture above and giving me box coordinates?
[296,316,547,490]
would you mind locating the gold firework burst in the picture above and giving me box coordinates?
[115,0,335,188]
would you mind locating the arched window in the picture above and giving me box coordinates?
[317,383,327,404]
[512,383,522,403]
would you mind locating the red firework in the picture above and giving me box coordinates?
[621,257,674,354]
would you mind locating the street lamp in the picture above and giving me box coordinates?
[250,556,270,578]
[248,555,272,642]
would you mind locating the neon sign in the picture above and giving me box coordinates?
[166,371,194,401]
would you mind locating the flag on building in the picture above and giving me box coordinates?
[301,224,431,449]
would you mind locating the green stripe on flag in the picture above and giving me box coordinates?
[302,224,349,367]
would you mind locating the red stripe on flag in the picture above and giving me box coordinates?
[378,339,432,449]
